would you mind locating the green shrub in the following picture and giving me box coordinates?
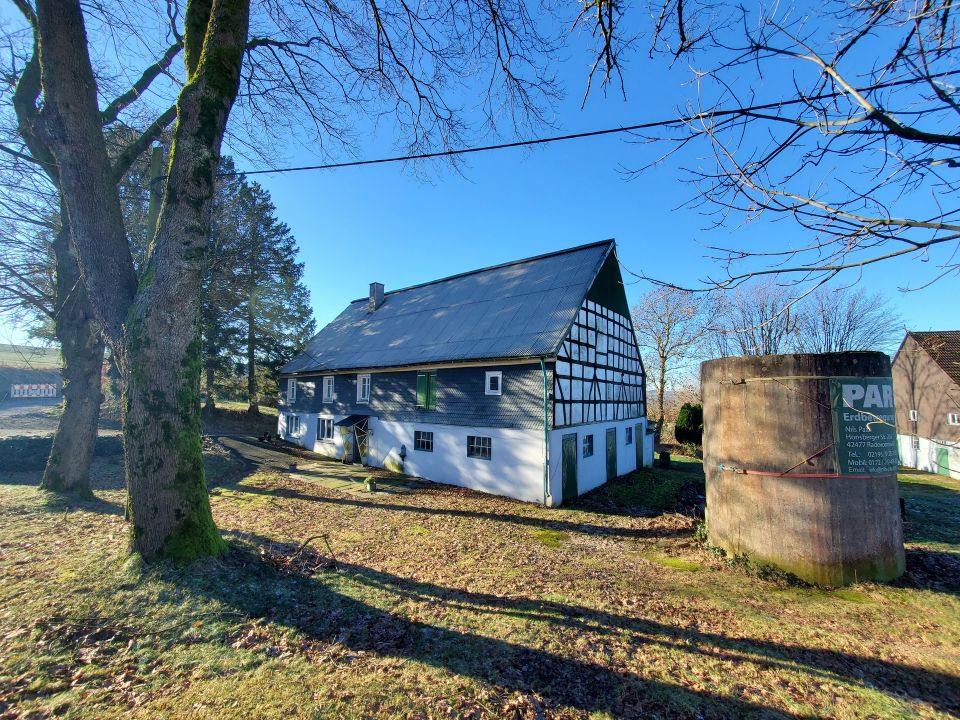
[674,403,703,445]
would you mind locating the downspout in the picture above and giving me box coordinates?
[540,357,551,505]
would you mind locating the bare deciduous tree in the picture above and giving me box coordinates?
[9,0,611,562]
[794,286,903,354]
[634,0,960,291]
[706,283,799,357]
[631,287,708,423]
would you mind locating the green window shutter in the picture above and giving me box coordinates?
[417,372,427,408]
[427,372,437,410]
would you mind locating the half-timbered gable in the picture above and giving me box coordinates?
[553,253,645,427]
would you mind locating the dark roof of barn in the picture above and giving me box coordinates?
[908,330,960,386]
[281,239,616,374]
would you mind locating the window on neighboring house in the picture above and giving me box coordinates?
[287,379,297,403]
[317,418,334,440]
[485,370,502,396]
[287,414,300,436]
[625,426,633,445]
[583,434,594,458]
[949,413,960,426]
[467,435,492,460]
[417,371,438,410]
[909,409,919,422]
[357,374,371,403]
[414,430,433,452]
[322,376,334,403]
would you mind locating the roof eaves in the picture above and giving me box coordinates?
[278,353,555,377]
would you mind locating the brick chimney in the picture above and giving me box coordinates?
[368,282,384,312]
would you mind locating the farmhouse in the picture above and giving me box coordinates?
[892,330,960,479]
[277,239,652,505]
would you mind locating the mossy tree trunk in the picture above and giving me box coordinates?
[41,218,104,495]
[28,0,250,561]
[10,27,105,498]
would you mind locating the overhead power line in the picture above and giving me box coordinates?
[220,70,960,179]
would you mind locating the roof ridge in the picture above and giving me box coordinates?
[348,238,615,303]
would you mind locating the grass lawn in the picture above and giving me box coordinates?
[209,400,279,417]
[1,450,958,719]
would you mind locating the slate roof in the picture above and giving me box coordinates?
[282,239,615,374]
[908,330,960,386]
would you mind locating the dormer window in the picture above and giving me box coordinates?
[485,371,502,396]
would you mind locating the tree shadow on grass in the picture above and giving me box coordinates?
[191,534,959,718]
[183,540,807,719]
[225,481,690,542]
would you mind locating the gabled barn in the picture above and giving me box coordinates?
[277,239,652,505]
[892,330,960,478]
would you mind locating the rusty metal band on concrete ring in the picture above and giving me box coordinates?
[712,375,841,385]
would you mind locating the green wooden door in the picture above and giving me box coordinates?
[936,447,951,477]
[635,423,643,470]
[561,434,578,503]
[606,428,617,482]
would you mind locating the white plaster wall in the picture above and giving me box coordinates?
[278,411,323,454]
[897,433,960,479]
[278,411,649,505]
[548,416,646,499]
[367,419,547,504]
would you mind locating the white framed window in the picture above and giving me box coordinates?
[322,376,334,403]
[357,374,371,403]
[467,435,492,460]
[909,409,919,422]
[286,414,300,436]
[287,379,297,403]
[317,418,334,440]
[948,413,960,426]
[583,434,594,458]
[625,426,633,445]
[485,371,502,396]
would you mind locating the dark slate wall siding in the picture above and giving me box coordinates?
[280,363,550,430]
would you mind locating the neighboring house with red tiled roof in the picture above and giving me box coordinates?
[892,331,960,478]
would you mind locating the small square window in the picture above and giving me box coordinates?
[583,434,594,458]
[625,427,633,445]
[414,430,433,452]
[467,435,492,460]
[949,413,960,426]
[357,374,371,403]
[485,371,502,396]
[322,376,334,403]
[287,379,297,403]
[318,418,334,440]
[909,409,919,422]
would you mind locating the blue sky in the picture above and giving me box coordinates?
[1,4,955,349]
[248,47,956,343]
